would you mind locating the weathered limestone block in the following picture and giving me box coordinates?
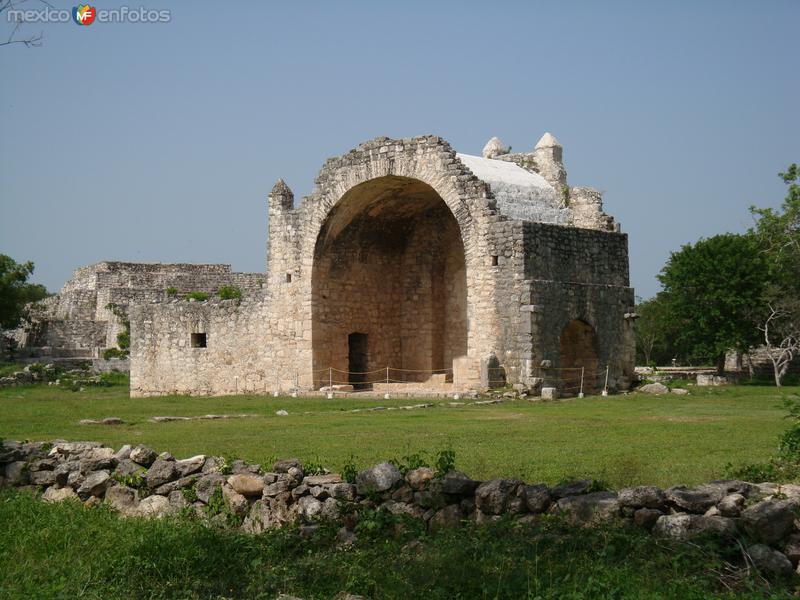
[406,467,435,490]
[521,484,552,513]
[475,479,523,515]
[195,472,225,503]
[43,486,79,503]
[717,493,746,517]
[175,455,206,477]
[222,484,249,518]
[356,462,401,495]
[741,499,800,545]
[618,486,665,509]
[146,459,177,490]
[638,382,669,395]
[653,514,737,541]
[105,484,139,514]
[556,491,620,525]
[541,387,558,401]
[77,470,110,499]
[130,445,157,467]
[136,495,174,519]
[227,474,264,497]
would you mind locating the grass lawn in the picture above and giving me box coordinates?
[2,380,797,487]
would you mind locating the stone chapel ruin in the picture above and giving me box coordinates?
[127,133,636,397]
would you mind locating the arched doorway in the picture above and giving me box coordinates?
[311,176,468,389]
[559,319,600,394]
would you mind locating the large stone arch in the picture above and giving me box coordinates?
[293,137,499,389]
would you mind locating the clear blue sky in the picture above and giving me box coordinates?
[1,1,797,299]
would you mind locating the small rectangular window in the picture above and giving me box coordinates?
[191,333,207,348]
[491,255,499,266]
[286,273,292,283]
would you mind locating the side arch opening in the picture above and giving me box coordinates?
[559,319,600,395]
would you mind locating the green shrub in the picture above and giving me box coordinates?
[115,330,130,351]
[104,303,131,354]
[390,452,428,476]
[434,448,456,475]
[111,470,145,489]
[302,457,327,476]
[341,454,358,484]
[165,286,178,297]
[102,348,126,360]
[215,456,234,476]
[184,291,209,301]
[217,285,242,300]
[182,482,198,503]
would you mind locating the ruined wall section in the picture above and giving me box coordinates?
[522,223,635,390]
[568,187,619,233]
[480,219,634,390]
[18,262,267,359]
[130,299,299,397]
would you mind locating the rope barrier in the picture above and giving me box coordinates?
[314,366,455,376]
[330,367,388,375]
[303,361,614,399]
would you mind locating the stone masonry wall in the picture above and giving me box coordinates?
[130,299,301,397]
[478,220,634,390]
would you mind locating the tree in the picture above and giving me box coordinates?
[750,164,800,386]
[0,0,45,48]
[657,234,769,373]
[635,293,677,366]
[0,254,49,329]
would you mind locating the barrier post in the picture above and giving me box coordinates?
[602,365,609,396]
[327,367,333,399]
[384,366,390,399]
[578,367,585,398]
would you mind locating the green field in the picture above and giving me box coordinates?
[1,380,797,487]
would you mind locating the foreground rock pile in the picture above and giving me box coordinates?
[2,439,799,578]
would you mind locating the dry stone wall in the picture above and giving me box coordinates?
[3,439,799,579]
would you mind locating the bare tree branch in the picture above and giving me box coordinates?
[0,0,52,48]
